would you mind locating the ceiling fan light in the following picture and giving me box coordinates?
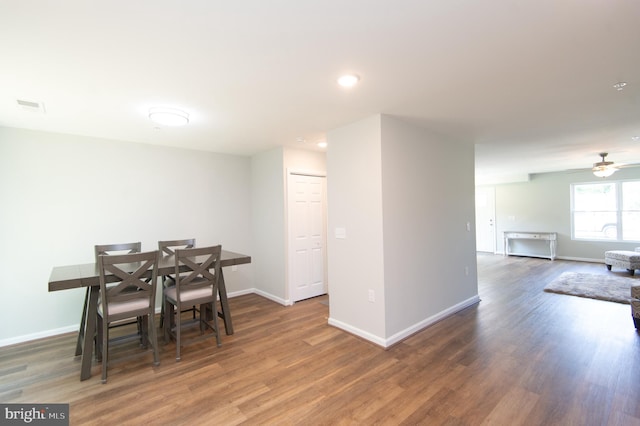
[148,107,189,126]
[593,167,616,178]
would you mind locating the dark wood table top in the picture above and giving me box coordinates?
[48,250,251,292]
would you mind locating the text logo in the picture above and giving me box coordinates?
[1,404,69,425]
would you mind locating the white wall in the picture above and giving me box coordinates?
[380,115,478,339]
[0,126,253,345]
[326,115,387,342]
[489,167,640,261]
[250,147,287,302]
[326,114,479,347]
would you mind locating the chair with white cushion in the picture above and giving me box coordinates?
[96,250,160,383]
[164,245,222,361]
[158,238,196,328]
[76,242,143,358]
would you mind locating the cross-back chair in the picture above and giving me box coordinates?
[158,238,196,328]
[163,245,222,361]
[76,242,142,358]
[96,250,160,383]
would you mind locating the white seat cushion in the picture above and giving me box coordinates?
[99,298,150,316]
[164,285,213,303]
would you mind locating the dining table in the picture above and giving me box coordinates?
[48,249,251,381]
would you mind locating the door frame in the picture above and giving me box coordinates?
[475,186,497,253]
[286,169,328,305]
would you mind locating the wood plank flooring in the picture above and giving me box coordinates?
[2,254,640,425]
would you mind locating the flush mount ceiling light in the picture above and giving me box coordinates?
[148,107,189,126]
[337,74,360,88]
[317,141,328,148]
[613,82,627,91]
[632,136,640,142]
[592,152,617,178]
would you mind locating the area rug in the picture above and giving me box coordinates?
[544,272,638,304]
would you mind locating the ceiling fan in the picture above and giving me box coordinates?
[591,152,640,178]
[592,152,617,177]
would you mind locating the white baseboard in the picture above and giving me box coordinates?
[494,252,605,264]
[328,295,481,348]
[226,288,255,298]
[1,290,477,348]
[327,317,387,347]
[555,256,604,263]
[250,288,289,306]
[385,295,481,347]
[0,288,284,348]
[0,325,78,348]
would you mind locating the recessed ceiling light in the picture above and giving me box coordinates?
[337,74,360,88]
[613,82,627,91]
[317,141,328,148]
[148,107,189,126]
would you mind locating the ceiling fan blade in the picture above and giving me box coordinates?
[617,163,640,169]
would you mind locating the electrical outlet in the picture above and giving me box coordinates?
[368,289,375,303]
[465,266,469,276]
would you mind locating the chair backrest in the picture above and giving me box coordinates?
[158,239,195,256]
[174,245,221,303]
[98,250,159,321]
[95,242,142,262]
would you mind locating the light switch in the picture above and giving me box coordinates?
[335,227,346,239]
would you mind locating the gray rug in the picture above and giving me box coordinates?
[544,271,638,304]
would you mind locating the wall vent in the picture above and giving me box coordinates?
[16,99,46,113]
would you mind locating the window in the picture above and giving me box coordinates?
[571,180,640,241]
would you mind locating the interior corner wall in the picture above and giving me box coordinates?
[0,126,253,345]
[250,147,287,302]
[326,115,387,342]
[380,115,478,339]
[250,147,327,305]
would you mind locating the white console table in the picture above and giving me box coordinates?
[503,231,557,260]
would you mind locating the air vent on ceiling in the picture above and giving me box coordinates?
[16,99,46,113]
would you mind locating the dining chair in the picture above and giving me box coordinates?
[158,238,196,328]
[95,243,146,349]
[163,245,222,361]
[76,242,143,358]
[96,250,160,383]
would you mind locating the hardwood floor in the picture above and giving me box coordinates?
[2,254,640,425]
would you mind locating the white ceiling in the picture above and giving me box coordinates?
[1,1,639,184]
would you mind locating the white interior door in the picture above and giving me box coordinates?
[288,172,327,302]
[475,187,496,253]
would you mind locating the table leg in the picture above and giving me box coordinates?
[218,269,234,335]
[75,287,90,356]
[80,285,99,381]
